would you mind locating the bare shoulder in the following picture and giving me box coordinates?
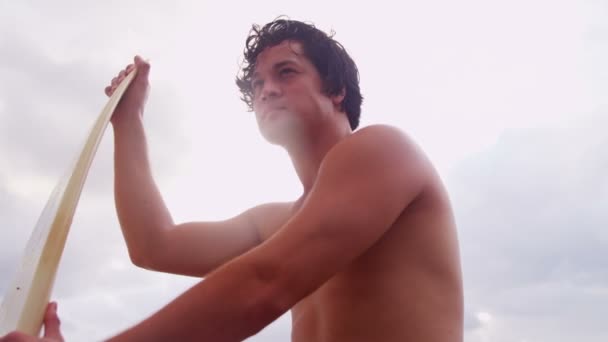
[353,125,448,192]
[324,124,432,185]
[335,124,425,161]
[352,126,453,214]
[352,124,412,141]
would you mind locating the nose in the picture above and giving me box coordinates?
[260,79,281,101]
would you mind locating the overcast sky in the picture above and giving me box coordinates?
[1,1,607,341]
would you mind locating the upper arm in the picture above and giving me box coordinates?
[144,204,274,277]
[251,126,429,307]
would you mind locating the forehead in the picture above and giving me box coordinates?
[253,40,307,74]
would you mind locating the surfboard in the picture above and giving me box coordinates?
[0,68,137,336]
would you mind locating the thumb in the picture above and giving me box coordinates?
[134,55,151,78]
[43,302,64,342]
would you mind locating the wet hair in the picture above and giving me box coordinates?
[236,18,363,130]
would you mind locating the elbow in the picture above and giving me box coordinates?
[126,241,162,271]
[219,256,299,339]
[248,263,296,326]
[243,283,290,337]
[128,249,153,269]
[122,225,169,271]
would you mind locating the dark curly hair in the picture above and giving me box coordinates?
[236,18,363,130]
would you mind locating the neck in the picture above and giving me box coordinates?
[284,118,352,196]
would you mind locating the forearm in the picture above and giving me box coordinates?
[105,256,284,342]
[112,114,173,263]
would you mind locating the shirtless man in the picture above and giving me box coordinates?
[1,19,463,341]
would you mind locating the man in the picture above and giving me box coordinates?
[2,19,463,341]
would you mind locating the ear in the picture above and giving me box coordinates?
[331,88,346,108]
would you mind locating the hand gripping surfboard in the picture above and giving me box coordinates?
[0,68,138,336]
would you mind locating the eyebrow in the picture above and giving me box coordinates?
[252,60,300,80]
[274,60,298,69]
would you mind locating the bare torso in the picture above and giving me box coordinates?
[252,167,463,341]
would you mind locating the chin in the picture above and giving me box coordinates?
[257,115,303,146]
[258,123,291,146]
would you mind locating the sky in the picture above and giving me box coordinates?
[1,0,607,341]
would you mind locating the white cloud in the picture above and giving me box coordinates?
[476,311,492,324]
[452,112,608,341]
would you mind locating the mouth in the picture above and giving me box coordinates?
[262,106,286,118]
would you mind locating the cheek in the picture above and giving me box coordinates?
[252,100,264,115]
[306,93,333,113]
[289,86,322,108]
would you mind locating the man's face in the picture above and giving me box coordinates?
[251,40,337,144]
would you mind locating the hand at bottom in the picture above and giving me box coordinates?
[0,302,64,342]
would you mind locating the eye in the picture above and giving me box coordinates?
[280,68,296,76]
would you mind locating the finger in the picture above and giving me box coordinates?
[134,55,150,77]
[43,302,64,341]
[126,63,135,73]
[0,331,33,341]
[105,86,112,96]
[118,72,126,84]
[111,77,118,87]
